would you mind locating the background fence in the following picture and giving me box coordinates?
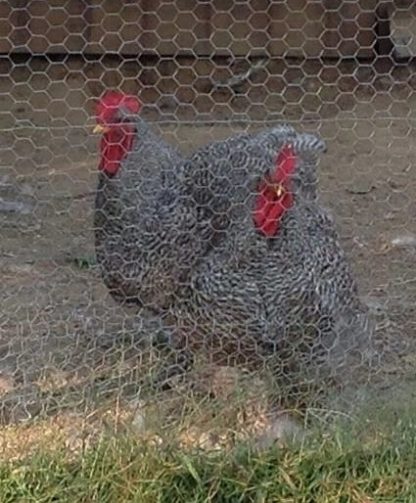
[1,1,416,457]
[0,1,380,58]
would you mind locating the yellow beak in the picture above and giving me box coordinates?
[93,124,110,134]
[275,184,284,198]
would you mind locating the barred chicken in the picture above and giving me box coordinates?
[94,91,187,311]
[172,137,374,387]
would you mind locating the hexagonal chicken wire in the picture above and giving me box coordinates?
[0,1,415,455]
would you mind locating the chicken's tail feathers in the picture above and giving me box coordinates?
[267,125,327,159]
[291,133,327,158]
[269,123,297,137]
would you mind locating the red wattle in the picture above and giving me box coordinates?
[254,188,293,237]
[99,126,135,176]
[261,192,293,236]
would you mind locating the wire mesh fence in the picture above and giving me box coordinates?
[0,1,415,457]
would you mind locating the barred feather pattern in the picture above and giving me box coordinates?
[170,131,373,381]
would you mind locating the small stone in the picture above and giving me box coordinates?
[345,181,374,195]
[0,374,16,396]
[0,198,33,214]
[391,234,416,248]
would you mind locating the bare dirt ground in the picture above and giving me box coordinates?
[0,57,416,454]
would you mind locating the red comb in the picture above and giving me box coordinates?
[96,91,141,121]
[253,143,296,237]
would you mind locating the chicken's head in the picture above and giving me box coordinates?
[253,145,296,237]
[94,91,141,176]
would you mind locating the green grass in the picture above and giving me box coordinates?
[1,418,416,503]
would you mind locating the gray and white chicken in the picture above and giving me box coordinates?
[93,91,374,395]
